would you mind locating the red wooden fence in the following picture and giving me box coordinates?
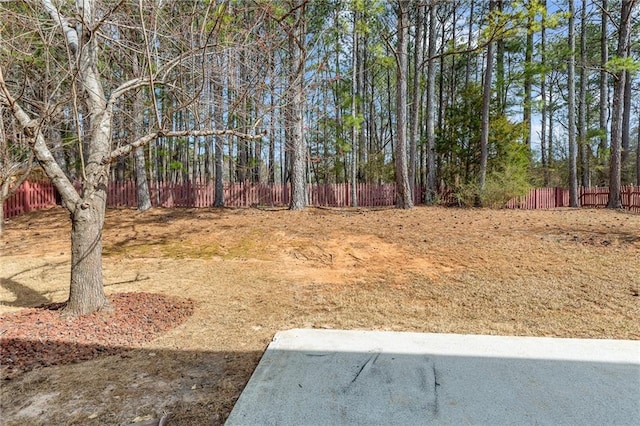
[506,186,640,213]
[3,181,57,219]
[4,180,640,219]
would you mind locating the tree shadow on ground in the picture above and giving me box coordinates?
[0,262,69,308]
[0,278,50,308]
[0,339,262,426]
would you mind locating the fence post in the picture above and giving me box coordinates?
[22,180,32,213]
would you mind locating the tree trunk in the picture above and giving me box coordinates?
[66,199,111,316]
[130,47,152,209]
[548,86,554,177]
[568,0,579,207]
[637,108,640,186]
[495,1,506,115]
[597,0,608,185]
[132,82,151,210]
[540,0,549,186]
[134,146,152,210]
[288,0,307,211]
[357,33,366,183]
[214,74,225,207]
[395,1,413,209]
[578,0,589,187]
[214,134,225,207]
[478,0,495,200]
[409,1,425,197]
[350,8,358,206]
[523,2,534,154]
[621,57,632,183]
[425,0,438,203]
[607,0,636,208]
[289,82,306,210]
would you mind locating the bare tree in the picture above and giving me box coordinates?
[0,0,262,316]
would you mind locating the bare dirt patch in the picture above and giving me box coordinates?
[1,206,639,425]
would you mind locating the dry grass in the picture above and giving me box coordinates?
[1,205,639,425]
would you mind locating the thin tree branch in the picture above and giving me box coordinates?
[41,0,79,55]
[138,0,162,129]
[102,129,266,165]
[0,67,80,210]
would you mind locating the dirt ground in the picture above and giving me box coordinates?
[1,205,639,425]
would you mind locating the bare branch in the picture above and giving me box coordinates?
[106,44,217,108]
[138,0,163,129]
[2,153,33,201]
[0,67,80,210]
[41,0,79,55]
[102,129,266,165]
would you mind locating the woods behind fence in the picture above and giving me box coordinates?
[4,181,640,219]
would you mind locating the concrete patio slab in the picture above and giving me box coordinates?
[226,329,640,426]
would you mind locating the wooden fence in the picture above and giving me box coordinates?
[2,180,58,219]
[4,180,640,219]
[506,185,640,213]
[106,181,404,209]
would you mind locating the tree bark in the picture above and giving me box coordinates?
[495,1,506,115]
[478,1,496,201]
[132,53,152,211]
[621,57,632,183]
[66,199,111,315]
[395,1,413,209]
[288,0,307,211]
[409,1,425,197]
[214,67,225,207]
[540,0,549,186]
[425,0,438,203]
[350,8,358,206]
[568,0,579,207]
[134,147,151,211]
[548,82,555,178]
[578,0,589,187]
[597,0,608,185]
[608,0,636,208]
[524,2,534,155]
[637,108,640,186]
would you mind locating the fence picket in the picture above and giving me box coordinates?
[4,180,640,219]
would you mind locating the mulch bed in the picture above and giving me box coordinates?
[0,293,194,379]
